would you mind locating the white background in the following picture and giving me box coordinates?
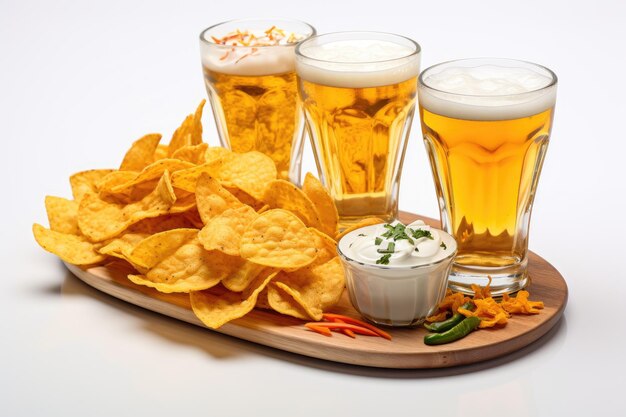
[2,0,625,416]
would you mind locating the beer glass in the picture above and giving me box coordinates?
[199,19,316,183]
[295,32,421,227]
[418,58,557,295]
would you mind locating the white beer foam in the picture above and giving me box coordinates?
[419,65,557,120]
[200,43,297,76]
[296,40,420,88]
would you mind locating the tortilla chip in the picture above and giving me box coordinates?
[119,133,161,171]
[33,223,105,265]
[45,196,79,235]
[190,269,277,328]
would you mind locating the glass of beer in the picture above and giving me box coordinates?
[199,19,316,183]
[418,58,557,295]
[295,32,421,227]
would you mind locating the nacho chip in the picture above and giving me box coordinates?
[128,243,233,293]
[128,228,198,269]
[239,209,318,269]
[98,171,139,191]
[45,196,78,235]
[78,171,177,241]
[111,159,194,195]
[99,232,148,259]
[195,173,244,224]
[119,133,161,171]
[268,257,344,321]
[225,186,262,209]
[262,179,321,229]
[154,144,169,160]
[335,217,385,240]
[69,169,114,202]
[221,261,267,292]
[302,173,338,237]
[308,227,338,266]
[127,228,237,293]
[32,223,105,265]
[171,143,209,165]
[198,206,258,256]
[205,146,231,163]
[98,232,149,272]
[98,170,146,202]
[168,100,205,155]
[128,212,197,234]
[266,280,311,320]
[217,151,276,199]
[170,159,223,193]
[190,269,277,329]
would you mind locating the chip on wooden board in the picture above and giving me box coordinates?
[170,159,224,193]
[69,169,115,202]
[78,171,177,242]
[45,196,79,235]
[195,173,244,224]
[267,257,344,321]
[110,159,194,195]
[205,146,231,164]
[32,224,105,265]
[239,209,318,269]
[216,151,277,200]
[128,231,239,293]
[262,179,322,229]
[221,261,267,293]
[198,205,258,256]
[190,269,278,329]
[99,232,148,259]
[168,100,205,155]
[302,173,338,236]
[308,227,338,266]
[98,232,149,273]
[119,133,162,172]
[128,228,198,269]
[170,143,209,165]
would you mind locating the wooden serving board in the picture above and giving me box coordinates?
[64,212,568,369]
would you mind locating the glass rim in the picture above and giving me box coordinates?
[419,57,558,98]
[199,18,316,50]
[336,225,458,271]
[295,31,421,65]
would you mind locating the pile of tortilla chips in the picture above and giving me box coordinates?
[33,101,345,329]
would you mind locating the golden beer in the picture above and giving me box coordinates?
[419,58,558,295]
[202,69,301,180]
[199,20,315,182]
[299,78,417,221]
[295,32,421,227]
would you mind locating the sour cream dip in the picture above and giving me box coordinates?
[337,220,457,326]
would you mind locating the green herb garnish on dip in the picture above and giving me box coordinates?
[345,220,454,266]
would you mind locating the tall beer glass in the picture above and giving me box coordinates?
[199,19,315,183]
[419,58,557,295]
[295,32,421,227]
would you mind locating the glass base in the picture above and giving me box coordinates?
[447,259,529,297]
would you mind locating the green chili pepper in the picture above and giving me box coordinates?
[423,301,474,333]
[423,316,481,345]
